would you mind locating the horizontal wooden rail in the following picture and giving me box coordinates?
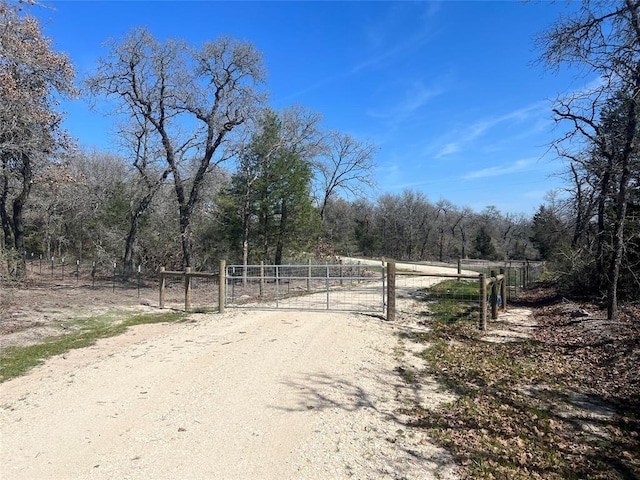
[159,270,219,279]
[159,264,224,312]
[396,271,480,280]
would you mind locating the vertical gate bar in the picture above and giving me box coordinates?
[276,265,280,308]
[381,264,386,312]
[326,264,330,309]
[219,259,226,313]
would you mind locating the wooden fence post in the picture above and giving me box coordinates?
[307,258,311,292]
[490,270,498,320]
[387,262,396,321]
[219,260,226,314]
[479,273,487,330]
[260,261,265,297]
[500,268,507,311]
[184,267,191,311]
[159,267,166,309]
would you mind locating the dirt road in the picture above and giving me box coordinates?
[1,305,458,479]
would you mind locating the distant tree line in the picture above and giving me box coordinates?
[14,146,537,272]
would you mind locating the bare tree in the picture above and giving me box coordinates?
[315,132,377,221]
[449,206,473,260]
[117,115,172,277]
[28,150,134,261]
[0,1,76,276]
[87,28,266,268]
[537,0,640,319]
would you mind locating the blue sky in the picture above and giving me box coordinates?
[33,0,588,216]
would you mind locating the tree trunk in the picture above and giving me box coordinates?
[596,156,613,279]
[606,101,636,320]
[123,214,139,279]
[11,154,32,278]
[179,206,193,269]
[570,163,586,247]
[460,227,467,259]
[274,200,287,266]
[1,160,13,250]
[241,208,250,285]
[123,184,164,279]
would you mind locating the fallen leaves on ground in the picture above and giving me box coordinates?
[401,284,640,479]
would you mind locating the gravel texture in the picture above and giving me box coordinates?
[1,263,462,480]
[1,310,460,479]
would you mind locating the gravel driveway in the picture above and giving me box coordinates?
[1,275,459,479]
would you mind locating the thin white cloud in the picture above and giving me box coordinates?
[352,29,435,75]
[462,158,537,180]
[367,80,446,121]
[436,142,460,157]
[277,44,415,104]
[434,102,548,158]
[280,6,439,104]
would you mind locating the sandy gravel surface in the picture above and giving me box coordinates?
[1,302,458,479]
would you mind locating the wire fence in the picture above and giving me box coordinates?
[390,271,484,324]
[19,257,150,288]
[460,259,545,302]
[0,257,161,311]
[2,254,544,327]
[388,260,543,325]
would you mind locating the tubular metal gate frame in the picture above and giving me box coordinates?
[225,263,386,313]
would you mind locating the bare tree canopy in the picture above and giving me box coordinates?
[0,0,76,274]
[86,27,266,267]
[316,132,377,220]
[538,0,640,320]
[537,0,640,142]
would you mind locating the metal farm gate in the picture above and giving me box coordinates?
[225,263,386,314]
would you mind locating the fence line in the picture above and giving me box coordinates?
[158,260,510,329]
[4,257,153,293]
[158,265,223,311]
[459,259,545,296]
[157,260,385,314]
[386,263,506,330]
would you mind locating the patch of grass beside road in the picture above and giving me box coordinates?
[417,279,480,324]
[0,311,186,382]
